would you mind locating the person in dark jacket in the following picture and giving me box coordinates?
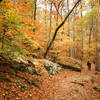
[87,61,91,70]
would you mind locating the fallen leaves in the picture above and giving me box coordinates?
[0,62,100,100]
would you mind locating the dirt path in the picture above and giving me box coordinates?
[0,63,100,100]
[38,63,100,100]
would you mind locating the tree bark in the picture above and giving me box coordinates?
[33,0,37,32]
[44,0,81,58]
[34,0,37,21]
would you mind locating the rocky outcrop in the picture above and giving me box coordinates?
[56,57,82,72]
[44,60,62,75]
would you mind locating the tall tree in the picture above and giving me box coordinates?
[34,0,37,21]
[72,0,77,58]
[95,7,100,71]
[80,1,84,64]
[47,0,53,47]
[44,0,81,58]
[33,0,37,32]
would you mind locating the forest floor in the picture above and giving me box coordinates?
[0,62,100,100]
[38,63,100,100]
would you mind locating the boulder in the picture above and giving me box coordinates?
[44,60,62,75]
[13,57,35,67]
[56,57,82,72]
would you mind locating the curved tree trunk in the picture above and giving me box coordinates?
[44,0,81,58]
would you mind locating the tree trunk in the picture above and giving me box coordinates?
[95,34,100,71]
[45,0,47,31]
[95,19,100,71]
[88,27,92,57]
[34,0,37,21]
[67,0,71,57]
[81,2,84,64]
[72,3,76,58]
[47,2,52,47]
[33,0,37,32]
[44,0,81,58]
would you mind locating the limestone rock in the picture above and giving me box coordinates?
[44,60,62,75]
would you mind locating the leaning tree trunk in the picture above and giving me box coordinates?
[44,0,81,58]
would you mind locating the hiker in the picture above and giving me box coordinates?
[87,61,91,70]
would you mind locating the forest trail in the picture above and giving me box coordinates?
[0,0,100,100]
[38,63,100,100]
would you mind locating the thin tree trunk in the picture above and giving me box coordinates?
[88,27,92,57]
[45,0,47,31]
[67,0,70,36]
[61,2,64,35]
[67,0,71,57]
[33,0,37,32]
[44,0,81,58]
[72,5,76,58]
[95,18,100,71]
[34,0,37,21]
[81,2,84,65]
[56,11,58,26]
[47,2,52,47]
